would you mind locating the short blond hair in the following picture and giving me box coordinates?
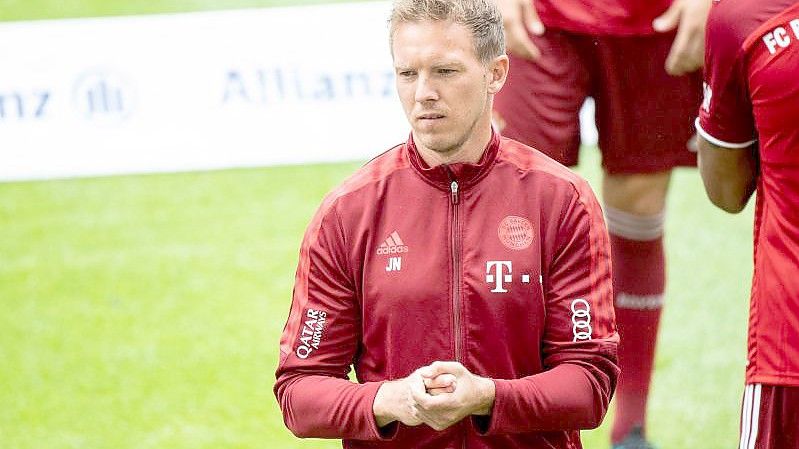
[389,0,505,64]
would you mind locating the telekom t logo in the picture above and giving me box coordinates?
[486,261,512,293]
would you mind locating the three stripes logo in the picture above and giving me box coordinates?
[377,231,409,255]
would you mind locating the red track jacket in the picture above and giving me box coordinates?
[275,133,619,449]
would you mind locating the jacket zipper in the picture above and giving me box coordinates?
[449,174,466,449]
[450,179,461,363]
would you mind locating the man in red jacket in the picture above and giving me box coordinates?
[275,1,619,448]
[493,0,711,447]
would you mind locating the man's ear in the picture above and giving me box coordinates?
[487,54,509,94]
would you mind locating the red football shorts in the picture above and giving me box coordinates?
[493,30,701,174]
[739,384,799,449]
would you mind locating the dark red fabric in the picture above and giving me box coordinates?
[494,31,699,175]
[275,135,619,448]
[608,235,665,443]
[535,0,673,36]
[740,384,799,449]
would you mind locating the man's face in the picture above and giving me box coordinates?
[392,20,498,156]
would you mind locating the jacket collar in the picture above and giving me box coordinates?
[405,130,500,190]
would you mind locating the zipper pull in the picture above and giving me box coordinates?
[450,180,459,204]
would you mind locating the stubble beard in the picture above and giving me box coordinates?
[419,108,483,158]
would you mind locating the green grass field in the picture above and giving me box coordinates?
[0,1,756,448]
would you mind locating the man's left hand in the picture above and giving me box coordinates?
[653,0,712,75]
[410,361,496,431]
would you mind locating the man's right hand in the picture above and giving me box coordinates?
[652,0,712,75]
[496,0,544,60]
[372,370,427,428]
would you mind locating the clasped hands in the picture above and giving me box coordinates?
[372,361,496,431]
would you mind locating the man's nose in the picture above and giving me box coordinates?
[414,74,440,103]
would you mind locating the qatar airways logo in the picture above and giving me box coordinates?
[295,308,327,359]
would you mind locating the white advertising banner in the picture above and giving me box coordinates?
[0,2,596,181]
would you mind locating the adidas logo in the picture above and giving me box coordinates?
[377,231,409,255]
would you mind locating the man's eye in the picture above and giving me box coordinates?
[399,71,416,77]
[438,69,456,75]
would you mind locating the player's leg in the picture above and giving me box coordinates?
[603,170,670,449]
[581,32,702,448]
[739,384,799,449]
[492,30,588,164]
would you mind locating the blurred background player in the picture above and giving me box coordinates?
[492,0,711,447]
[696,0,799,447]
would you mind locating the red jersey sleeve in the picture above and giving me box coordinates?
[697,2,758,148]
[478,178,620,434]
[274,199,391,441]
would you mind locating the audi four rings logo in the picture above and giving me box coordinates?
[570,299,592,342]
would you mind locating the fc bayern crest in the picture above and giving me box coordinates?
[498,216,534,250]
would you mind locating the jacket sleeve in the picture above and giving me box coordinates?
[274,200,390,440]
[477,179,619,434]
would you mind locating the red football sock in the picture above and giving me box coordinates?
[608,231,665,444]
